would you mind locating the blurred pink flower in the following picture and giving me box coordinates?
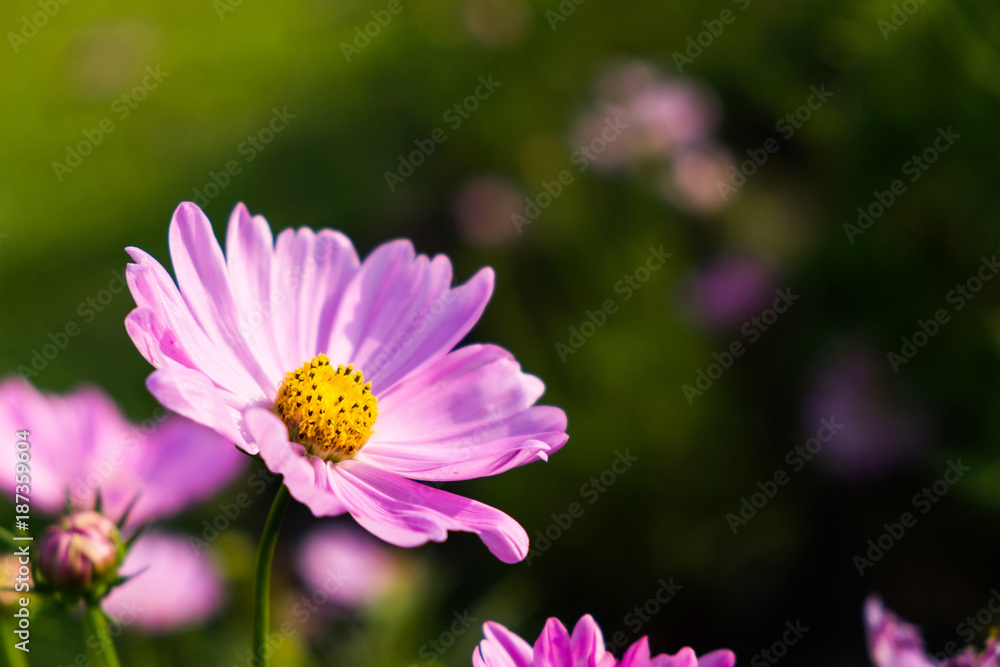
[0,378,245,528]
[682,255,775,330]
[453,176,524,247]
[104,531,225,632]
[801,343,927,480]
[295,524,398,610]
[125,202,568,563]
[575,60,722,171]
[865,596,1000,666]
[664,147,735,213]
[473,615,735,667]
[0,379,240,629]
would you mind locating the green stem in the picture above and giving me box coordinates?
[253,485,291,667]
[84,602,121,667]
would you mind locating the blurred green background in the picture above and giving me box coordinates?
[3,0,1000,664]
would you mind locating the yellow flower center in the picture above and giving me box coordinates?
[274,355,378,461]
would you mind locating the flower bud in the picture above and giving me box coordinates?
[38,511,125,599]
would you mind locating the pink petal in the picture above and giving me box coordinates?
[571,615,612,667]
[114,417,247,528]
[534,617,573,667]
[476,620,535,667]
[246,408,349,516]
[329,460,529,563]
[0,379,125,514]
[362,344,567,480]
[621,637,653,667]
[126,245,263,402]
[695,650,736,667]
[146,367,247,449]
[103,531,224,632]
[168,202,276,396]
[269,226,359,371]
[322,239,495,394]
[224,203,284,381]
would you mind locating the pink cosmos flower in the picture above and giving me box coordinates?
[104,531,225,632]
[473,615,735,667]
[865,595,1000,666]
[0,378,241,629]
[295,524,400,610]
[124,202,568,563]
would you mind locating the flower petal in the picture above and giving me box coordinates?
[534,617,573,667]
[246,408,349,516]
[126,245,263,402]
[571,615,613,667]
[168,202,276,396]
[146,367,247,449]
[362,344,567,481]
[475,621,535,667]
[322,239,495,393]
[864,596,936,667]
[694,650,736,667]
[224,203,284,382]
[115,417,247,528]
[0,379,125,514]
[103,531,224,632]
[329,460,529,563]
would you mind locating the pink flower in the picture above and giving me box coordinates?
[0,378,245,528]
[103,531,225,632]
[124,202,568,563]
[473,615,735,667]
[865,595,1000,666]
[0,379,241,628]
[295,524,400,610]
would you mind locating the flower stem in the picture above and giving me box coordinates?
[253,484,291,667]
[84,602,121,667]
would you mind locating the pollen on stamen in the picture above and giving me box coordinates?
[273,355,378,462]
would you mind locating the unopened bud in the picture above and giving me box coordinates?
[38,511,125,599]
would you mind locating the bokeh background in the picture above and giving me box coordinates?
[3,0,1000,664]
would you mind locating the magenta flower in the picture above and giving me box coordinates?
[0,378,241,626]
[473,615,735,667]
[103,531,225,632]
[865,596,1000,666]
[124,202,567,563]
